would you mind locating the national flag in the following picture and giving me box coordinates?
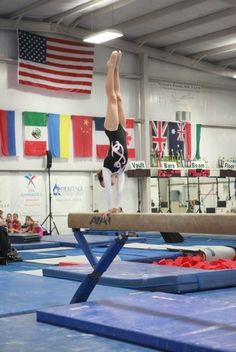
[0,110,16,156]
[168,121,186,158]
[48,113,71,158]
[150,121,168,157]
[71,115,93,157]
[190,123,202,160]
[95,117,136,159]
[125,118,136,158]
[23,111,47,156]
[94,117,108,159]
[18,30,94,94]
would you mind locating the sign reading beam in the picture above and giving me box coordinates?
[68,213,236,235]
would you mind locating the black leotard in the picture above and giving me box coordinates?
[103,124,128,173]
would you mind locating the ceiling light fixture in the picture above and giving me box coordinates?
[83,29,123,44]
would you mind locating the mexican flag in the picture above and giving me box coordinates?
[23,111,48,156]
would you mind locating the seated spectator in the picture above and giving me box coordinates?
[11,213,21,233]
[6,213,12,232]
[23,216,43,238]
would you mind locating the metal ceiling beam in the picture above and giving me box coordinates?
[135,7,236,46]
[215,56,236,67]
[163,26,236,53]
[218,0,236,6]
[191,43,236,60]
[0,18,235,79]
[8,0,57,19]
[112,0,207,31]
[71,0,135,28]
[45,0,110,23]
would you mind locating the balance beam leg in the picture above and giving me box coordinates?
[70,233,129,304]
[74,230,98,267]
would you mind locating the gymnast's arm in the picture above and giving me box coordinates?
[102,167,113,211]
[102,167,124,216]
[115,171,125,210]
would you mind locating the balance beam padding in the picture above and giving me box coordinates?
[37,291,236,352]
[68,213,236,234]
[43,261,236,292]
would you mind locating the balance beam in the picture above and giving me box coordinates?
[68,213,236,235]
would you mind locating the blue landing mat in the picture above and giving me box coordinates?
[186,286,236,302]
[42,234,146,247]
[0,261,49,272]
[37,291,236,352]
[13,241,60,250]
[20,251,66,260]
[0,313,157,352]
[139,232,236,247]
[0,271,138,317]
[40,247,180,262]
[43,261,236,293]
[92,247,181,262]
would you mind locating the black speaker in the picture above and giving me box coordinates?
[206,207,216,213]
[217,200,227,208]
[46,150,52,169]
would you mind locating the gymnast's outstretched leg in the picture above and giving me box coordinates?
[104,51,119,131]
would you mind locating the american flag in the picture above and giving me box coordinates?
[150,121,168,157]
[18,30,94,94]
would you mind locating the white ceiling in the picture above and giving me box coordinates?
[1,0,236,78]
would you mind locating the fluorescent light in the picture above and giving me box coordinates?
[83,29,123,44]
[233,74,236,79]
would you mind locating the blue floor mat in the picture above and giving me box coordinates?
[43,261,236,293]
[0,313,157,352]
[1,261,49,272]
[42,234,146,247]
[139,232,236,247]
[20,251,66,260]
[41,247,180,262]
[13,241,60,250]
[0,271,138,317]
[92,247,181,262]
[37,291,236,352]
[186,286,236,301]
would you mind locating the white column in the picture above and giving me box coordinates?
[139,53,151,212]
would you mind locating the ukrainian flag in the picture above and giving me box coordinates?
[48,113,71,158]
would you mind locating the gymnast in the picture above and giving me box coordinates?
[97,50,128,218]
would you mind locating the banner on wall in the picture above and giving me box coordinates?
[0,173,46,222]
[150,80,202,121]
[50,175,91,215]
[17,173,46,220]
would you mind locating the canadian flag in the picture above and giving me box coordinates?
[126,118,136,158]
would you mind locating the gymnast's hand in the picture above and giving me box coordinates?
[102,207,123,220]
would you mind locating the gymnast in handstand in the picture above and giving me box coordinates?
[97,50,128,218]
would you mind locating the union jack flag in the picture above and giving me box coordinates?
[150,121,168,158]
